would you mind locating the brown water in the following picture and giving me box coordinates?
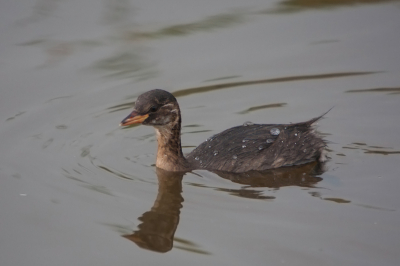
[1,0,400,265]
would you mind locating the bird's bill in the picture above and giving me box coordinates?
[120,111,149,126]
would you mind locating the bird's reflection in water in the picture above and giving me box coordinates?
[124,161,324,252]
[214,161,324,188]
[123,168,184,253]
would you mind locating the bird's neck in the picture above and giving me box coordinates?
[154,117,191,172]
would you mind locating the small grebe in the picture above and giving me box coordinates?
[120,89,328,172]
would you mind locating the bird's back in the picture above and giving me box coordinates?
[186,116,326,172]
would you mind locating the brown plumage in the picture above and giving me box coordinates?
[120,89,329,173]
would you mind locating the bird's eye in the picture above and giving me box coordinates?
[149,106,158,113]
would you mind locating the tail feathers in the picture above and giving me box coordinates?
[306,107,333,126]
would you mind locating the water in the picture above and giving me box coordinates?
[1,1,400,266]
[270,128,281,136]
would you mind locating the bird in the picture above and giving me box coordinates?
[120,89,329,173]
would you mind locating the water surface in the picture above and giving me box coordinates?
[1,0,400,265]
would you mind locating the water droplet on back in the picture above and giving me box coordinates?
[195,156,200,160]
[270,128,280,136]
[232,155,237,160]
[213,150,219,156]
[258,145,264,150]
[243,121,254,126]
[266,139,274,143]
[242,145,246,148]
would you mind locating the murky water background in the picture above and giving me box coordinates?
[1,0,400,265]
